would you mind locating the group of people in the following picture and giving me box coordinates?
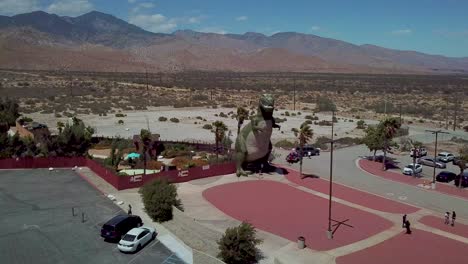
[445,211,456,226]
[403,211,457,235]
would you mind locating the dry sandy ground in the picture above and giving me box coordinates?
[27,107,378,143]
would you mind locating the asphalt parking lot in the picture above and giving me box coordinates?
[0,169,185,264]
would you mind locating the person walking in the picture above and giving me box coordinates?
[451,211,456,226]
[445,212,450,225]
[405,220,412,234]
[128,204,132,215]
[402,214,407,228]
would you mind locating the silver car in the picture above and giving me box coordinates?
[417,157,446,169]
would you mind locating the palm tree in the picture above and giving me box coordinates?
[380,117,401,170]
[140,129,151,175]
[236,106,249,135]
[294,122,314,178]
[212,121,228,163]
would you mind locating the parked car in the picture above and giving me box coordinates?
[417,157,446,169]
[403,163,423,175]
[296,145,320,157]
[117,227,156,253]
[410,148,427,158]
[101,215,143,241]
[454,171,468,188]
[437,152,455,163]
[436,171,457,182]
[286,152,300,164]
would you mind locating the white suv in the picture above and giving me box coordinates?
[410,148,427,158]
[437,152,455,163]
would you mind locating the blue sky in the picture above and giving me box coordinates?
[1,0,468,57]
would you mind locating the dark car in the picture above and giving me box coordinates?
[101,215,143,241]
[454,171,468,188]
[436,171,457,183]
[296,145,320,157]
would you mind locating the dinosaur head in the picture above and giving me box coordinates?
[259,94,275,118]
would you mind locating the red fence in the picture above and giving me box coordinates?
[0,157,236,191]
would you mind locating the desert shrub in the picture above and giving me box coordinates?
[274,117,287,123]
[291,128,299,133]
[170,117,180,123]
[303,120,313,125]
[171,157,190,169]
[192,94,209,101]
[335,137,362,146]
[315,96,336,112]
[139,179,183,222]
[221,103,236,108]
[314,136,330,150]
[451,136,468,144]
[219,112,228,118]
[173,100,190,108]
[291,113,296,116]
[317,120,332,126]
[274,139,295,148]
[54,113,62,118]
[305,115,319,121]
[159,116,168,122]
[297,112,301,115]
[203,124,213,130]
[217,222,263,264]
[356,120,366,129]
[196,116,203,120]
[115,113,126,117]
[117,120,124,125]
[285,111,290,116]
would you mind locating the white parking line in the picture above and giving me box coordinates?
[127,240,160,264]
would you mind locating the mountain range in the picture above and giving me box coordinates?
[1,11,468,74]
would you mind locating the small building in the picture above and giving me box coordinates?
[16,119,50,142]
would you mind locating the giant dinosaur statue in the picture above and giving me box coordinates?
[235,94,280,176]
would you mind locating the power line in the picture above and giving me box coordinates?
[425,129,449,189]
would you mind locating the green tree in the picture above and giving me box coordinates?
[0,98,20,126]
[139,179,182,222]
[456,145,468,188]
[356,120,366,129]
[52,117,94,157]
[315,96,337,112]
[362,126,384,161]
[236,106,249,135]
[109,137,125,171]
[56,121,65,134]
[217,222,263,264]
[379,117,401,170]
[294,122,314,178]
[212,121,228,162]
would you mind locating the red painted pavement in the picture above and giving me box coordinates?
[336,229,468,264]
[284,166,419,214]
[420,215,468,238]
[359,159,468,200]
[203,180,393,251]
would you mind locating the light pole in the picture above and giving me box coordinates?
[327,110,335,239]
[426,130,449,189]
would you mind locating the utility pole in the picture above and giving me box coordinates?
[293,78,296,111]
[445,96,449,130]
[327,110,335,239]
[453,98,458,131]
[145,68,149,96]
[426,130,449,189]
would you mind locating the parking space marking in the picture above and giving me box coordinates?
[398,196,408,201]
[162,253,182,264]
[127,240,160,264]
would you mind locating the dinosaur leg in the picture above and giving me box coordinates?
[235,135,249,177]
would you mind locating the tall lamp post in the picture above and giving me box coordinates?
[327,110,335,239]
[426,130,449,189]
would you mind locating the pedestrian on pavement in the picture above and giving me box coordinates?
[445,212,450,225]
[451,211,456,226]
[128,204,132,215]
[402,214,407,228]
[405,220,412,234]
